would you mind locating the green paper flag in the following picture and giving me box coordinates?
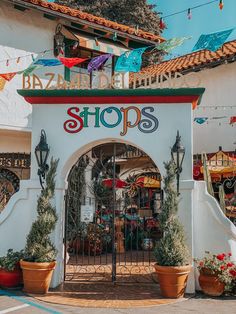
[156,37,191,53]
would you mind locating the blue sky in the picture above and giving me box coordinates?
[149,0,236,57]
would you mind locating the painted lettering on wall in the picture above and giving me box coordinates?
[64,106,159,136]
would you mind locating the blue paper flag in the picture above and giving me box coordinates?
[192,29,234,52]
[115,47,148,72]
[34,59,62,66]
[194,117,208,124]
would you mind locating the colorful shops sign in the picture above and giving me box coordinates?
[64,106,159,136]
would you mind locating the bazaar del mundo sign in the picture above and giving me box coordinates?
[22,70,201,90]
[21,71,201,137]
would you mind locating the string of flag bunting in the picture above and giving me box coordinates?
[196,105,236,109]
[0,0,234,90]
[0,35,193,90]
[0,0,232,66]
[194,116,236,125]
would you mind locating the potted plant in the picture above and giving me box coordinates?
[153,160,191,298]
[20,158,59,294]
[0,249,24,288]
[195,252,235,296]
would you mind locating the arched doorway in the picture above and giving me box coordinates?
[64,142,162,283]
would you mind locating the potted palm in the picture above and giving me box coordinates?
[153,161,191,298]
[20,158,59,294]
[0,249,24,288]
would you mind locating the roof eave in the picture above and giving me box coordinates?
[5,0,163,45]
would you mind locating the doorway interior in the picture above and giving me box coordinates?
[64,142,163,283]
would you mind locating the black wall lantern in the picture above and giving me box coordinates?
[54,24,64,57]
[35,129,50,189]
[171,130,185,195]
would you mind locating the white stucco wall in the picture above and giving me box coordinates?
[0,100,196,291]
[0,2,129,133]
[193,181,236,289]
[147,62,236,154]
[192,63,236,154]
[0,2,61,131]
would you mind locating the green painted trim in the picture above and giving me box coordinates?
[17,88,205,98]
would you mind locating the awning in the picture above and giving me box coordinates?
[200,151,236,178]
[62,26,129,56]
[102,178,127,189]
[136,176,161,188]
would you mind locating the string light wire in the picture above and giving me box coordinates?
[0,0,228,65]
[162,0,219,20]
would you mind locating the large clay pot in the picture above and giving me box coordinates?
[20,260,56,294]
[198,272,225,296]
[154,264,191,298]
[0,268,23,288]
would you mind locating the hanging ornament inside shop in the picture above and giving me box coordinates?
[159,18,166,30]
[219,0,224,10]
[187,8,192,20]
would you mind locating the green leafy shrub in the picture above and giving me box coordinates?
[154,160,190,266]
[0,249,24,271]
[23,158,59,263]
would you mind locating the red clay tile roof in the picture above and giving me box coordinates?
[139,39,236,76]
[16,0,164,43]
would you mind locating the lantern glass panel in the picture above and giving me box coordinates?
[171,151,178,167]
[41,150,48,166]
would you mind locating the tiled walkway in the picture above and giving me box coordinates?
[32,283,186,308]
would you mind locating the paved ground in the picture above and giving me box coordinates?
[1,289,236,314]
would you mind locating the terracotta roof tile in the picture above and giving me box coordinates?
[139,39,236,77]
[18,0,164,43]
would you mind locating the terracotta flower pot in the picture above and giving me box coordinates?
[20,260,56,294]
[198,273,225,296]
[154,264,191,298]
[0,268,23,288]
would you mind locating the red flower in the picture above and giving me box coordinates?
[220,265,226,270]
[229,269,236,277]
[227,262,234,268]
[228,253,232,257]
[217,254,225,261]
[199,261,204,267]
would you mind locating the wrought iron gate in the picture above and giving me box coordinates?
[64,143,162,283]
